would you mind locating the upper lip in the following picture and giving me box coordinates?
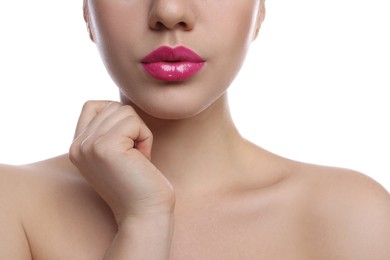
[141,46,205,63]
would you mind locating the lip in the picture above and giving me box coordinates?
[141,46,205,82]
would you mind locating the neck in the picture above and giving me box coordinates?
[123,94,246,194]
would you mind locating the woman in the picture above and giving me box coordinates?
[1,0,389,259]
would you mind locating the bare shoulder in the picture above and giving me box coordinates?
[0,155,89,206]
[0,161,43,259]
[0,155,115,260]
[295,162,390,259]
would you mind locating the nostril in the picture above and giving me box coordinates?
[154,21,165,30]
[178,22,187,27]
[152,21,189,31]
[178,21,191,30]
[148,3,195,32]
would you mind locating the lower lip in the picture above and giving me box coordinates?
[142,61,205,82]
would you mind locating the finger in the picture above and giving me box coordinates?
[83,105,142,142]
[74,100,121,140]
[76,104,146,154]
[92,115,153,160]
[71,101,120,163]
[105,114,153,160]
[74,100,112,139]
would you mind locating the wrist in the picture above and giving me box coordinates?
[104,212,174,259]
[117,211,174,231]
[114,191,176,227]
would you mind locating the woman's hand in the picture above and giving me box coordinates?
[69,101,175,225]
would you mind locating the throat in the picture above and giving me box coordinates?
[122,93,246,190]
[150,116,242,185]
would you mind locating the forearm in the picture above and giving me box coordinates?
[103,213,174,260]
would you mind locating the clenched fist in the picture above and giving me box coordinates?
[69,101,175,225]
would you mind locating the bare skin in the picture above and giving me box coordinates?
[1,0,390,259]
[1,97,390,259]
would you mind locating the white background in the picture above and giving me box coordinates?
[0,0,389,191]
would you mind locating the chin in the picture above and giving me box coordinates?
[121,92,218,121]
[145,109,201,120]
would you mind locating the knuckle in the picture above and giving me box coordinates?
[106,101,122,111]
[79,138,92,156]
[82,100,97,111]
[117,105,136,118]
[122,104,136,113]
[82,100,119,113]
[109,101,122,107]
[69,141,81,163]
[69,135,111,162]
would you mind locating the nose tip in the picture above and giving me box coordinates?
[148,0,195,31]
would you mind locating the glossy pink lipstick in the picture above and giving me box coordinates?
[141,46,205,82]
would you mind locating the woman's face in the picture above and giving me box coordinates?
[85,0,265,119]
